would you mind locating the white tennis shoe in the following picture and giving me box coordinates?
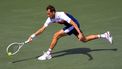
[38,52,52,60]
[104,31,113,44]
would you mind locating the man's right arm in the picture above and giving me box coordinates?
[27,18,51,43]
[27,25,46,43]
[34,25,46,36]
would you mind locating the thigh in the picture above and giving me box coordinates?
[55,29,68,38]
[63,26,74,35]
[63,26,83,36]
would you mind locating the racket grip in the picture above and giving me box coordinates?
[25,40,29,43]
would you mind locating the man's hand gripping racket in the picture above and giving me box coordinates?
[6,34,36,56]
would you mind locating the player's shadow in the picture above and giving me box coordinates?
[11,56,39,63]
[52,48,117,60]
[11,48,117,63]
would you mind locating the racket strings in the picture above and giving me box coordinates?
[8,44,20,53]
[7,43,24,55]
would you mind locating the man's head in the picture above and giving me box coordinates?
[46,5,56,18]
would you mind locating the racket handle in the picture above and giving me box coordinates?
[24,40,29,43]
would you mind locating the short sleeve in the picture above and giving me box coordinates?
[44,18,52,27]
[59,12,71,23]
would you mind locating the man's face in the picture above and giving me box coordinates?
[47,9,55,18]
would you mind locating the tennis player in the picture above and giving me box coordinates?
[27,5,112,60]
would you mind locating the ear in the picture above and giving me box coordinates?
[52,11,55,14]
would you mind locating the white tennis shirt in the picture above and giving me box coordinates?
[44,12,71,27]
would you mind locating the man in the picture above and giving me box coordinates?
[27,5,112,60]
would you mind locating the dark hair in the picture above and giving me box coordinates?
[46,5,56,12]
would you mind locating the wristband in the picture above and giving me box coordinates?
[31,34,36,39]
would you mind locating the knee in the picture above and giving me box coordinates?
[80,37,87,43]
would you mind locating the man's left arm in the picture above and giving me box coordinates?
[60,12,82,39]
[70,20,82,39]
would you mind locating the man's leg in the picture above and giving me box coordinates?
[76,32,98,42]
[38,30,67,60]
[76,31,112,43]
[49,30,67,49]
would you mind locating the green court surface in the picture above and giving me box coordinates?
[0,0,122,69]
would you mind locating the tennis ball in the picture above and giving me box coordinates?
[8,52,12,56]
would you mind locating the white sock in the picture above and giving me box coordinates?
[97,33,106,38]
[46,48,52,55]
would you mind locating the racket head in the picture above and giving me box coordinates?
[6,42,24,55]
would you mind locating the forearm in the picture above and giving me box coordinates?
[32,25,46,37]
[27,25,46,43]
[70,20,81,34]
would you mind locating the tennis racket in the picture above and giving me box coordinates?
[6,40,29,56]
